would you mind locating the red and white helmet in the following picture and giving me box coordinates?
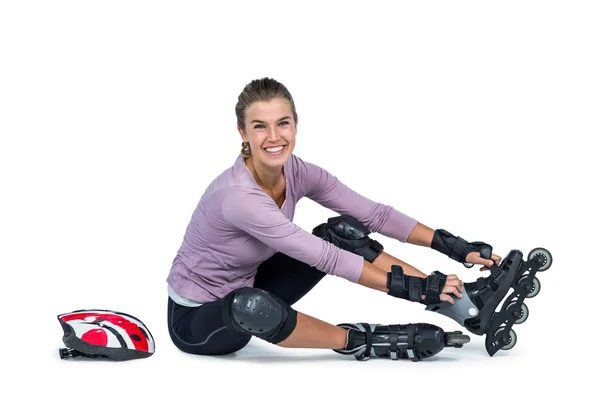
[58,309,155,361]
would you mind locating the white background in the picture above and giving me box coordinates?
[1,0,598,398]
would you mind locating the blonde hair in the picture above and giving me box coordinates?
[241,141,251,159]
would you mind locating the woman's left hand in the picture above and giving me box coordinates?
[466,251,502,272]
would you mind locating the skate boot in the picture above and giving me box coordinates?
[425,247,552,356]
[333,322,470,361]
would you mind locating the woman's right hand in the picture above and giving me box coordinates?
[437,273,463,304]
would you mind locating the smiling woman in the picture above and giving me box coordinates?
[238,95,295,208]
[165,77,501,361]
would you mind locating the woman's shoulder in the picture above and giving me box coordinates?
[286,153,322,175]
[206,155,255,190]
[287,153,331,183]
[196,156,255,206]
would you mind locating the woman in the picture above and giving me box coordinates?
[166,77,501,361]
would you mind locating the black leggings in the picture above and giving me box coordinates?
[167,252,326,356]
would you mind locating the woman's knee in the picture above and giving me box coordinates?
[167,296,251,356]
[221,287,297,345]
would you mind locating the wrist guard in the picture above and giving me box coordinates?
[386,265,447,305]
[431,229,492,265]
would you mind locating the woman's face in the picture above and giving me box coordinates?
[239,97,297,170]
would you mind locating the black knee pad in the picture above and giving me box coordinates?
[312,215,383,262]
[221,287,297,344]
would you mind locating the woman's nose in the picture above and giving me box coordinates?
[267,127,279,141]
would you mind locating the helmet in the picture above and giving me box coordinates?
[57,309,155,361]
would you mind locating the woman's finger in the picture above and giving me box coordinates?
[442,284,462,297]
[467,252,495,267]
[440,294,455,304]
[445,277,463,291]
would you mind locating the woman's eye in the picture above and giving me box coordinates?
[254,122,288,129]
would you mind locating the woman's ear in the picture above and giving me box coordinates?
[237,126,247,141]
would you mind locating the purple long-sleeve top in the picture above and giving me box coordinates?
[166,153,418,303]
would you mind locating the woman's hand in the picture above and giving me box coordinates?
[437,274,463,304]
[466,251,502,272]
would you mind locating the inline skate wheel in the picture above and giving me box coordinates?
[494,327,517,351]
[518,275,541,298]
[528,247,552,272]
[445,331,471,347]
[504,301,529,324]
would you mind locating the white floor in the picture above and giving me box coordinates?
[8,250,594,399]
[2,1,598,398]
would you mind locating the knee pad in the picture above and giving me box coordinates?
[312,215,383,262]
[221,288,297,344]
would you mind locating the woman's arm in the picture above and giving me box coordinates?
[221,187,366,283]
[408,222,502,269]
[357,259,463,305]
[297,157,418,243]
[371,251,428,278]
[407,222,435,247]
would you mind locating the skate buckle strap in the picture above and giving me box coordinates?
[388,324,400,360]
[407,324,417,361]
[359,323,373,361]
[489,264,501,277]
[476,277,487,290]
[489,278,499,291]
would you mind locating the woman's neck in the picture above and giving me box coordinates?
[245,157,284,191]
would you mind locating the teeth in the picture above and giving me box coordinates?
[265,145,284,153]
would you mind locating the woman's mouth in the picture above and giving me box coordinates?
[264,145,286,156]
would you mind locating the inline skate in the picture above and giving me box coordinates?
[334,322,470,361]
[425,247,552,356]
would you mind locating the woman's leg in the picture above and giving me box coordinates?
[220,286,457,361]
[253,252,326,306]
[167,296,251,356]
[246,253,346,349]
[239,216,463,360]
[251,253,409,350]
[168,251,451,358]
[221,285,348,349]
[167,253,330,356]
[276,312,347,349]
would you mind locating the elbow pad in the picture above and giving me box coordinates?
[313,215,383,263]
